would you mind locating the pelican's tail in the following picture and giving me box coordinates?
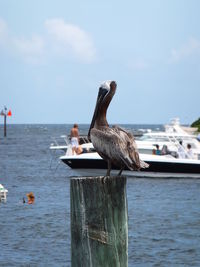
[139,160,149,169]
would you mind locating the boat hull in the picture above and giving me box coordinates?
[61,157,200,175]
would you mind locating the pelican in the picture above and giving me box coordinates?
[88,81,149,176]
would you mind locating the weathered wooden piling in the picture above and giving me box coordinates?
[70,176,128,267]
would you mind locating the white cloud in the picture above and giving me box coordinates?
[0,17,96,64]
[169,37,200,63]
[0,18,8,45]
[13,35,45,64]
[128,59,148,71]
[45,18,96,63]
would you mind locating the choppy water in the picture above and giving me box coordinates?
[0,124,200,266]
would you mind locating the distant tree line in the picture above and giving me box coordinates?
[191,118,200,132]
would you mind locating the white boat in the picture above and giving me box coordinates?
[50,118,200,159]
[51,118,200,177]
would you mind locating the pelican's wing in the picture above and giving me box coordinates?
[112,125,138,151]
[112,125,134,138]
[112,125,149,169]
[90,127,120,158]
[91,128,135,169]
[91,127,146,170]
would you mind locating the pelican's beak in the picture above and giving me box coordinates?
[88,87,108,139]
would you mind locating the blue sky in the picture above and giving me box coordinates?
[0,0,200,124]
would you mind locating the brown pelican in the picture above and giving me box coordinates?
[88,81,149,176]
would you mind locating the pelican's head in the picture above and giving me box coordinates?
[88,81,117,139]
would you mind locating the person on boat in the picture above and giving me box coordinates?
[186,144,195,159]
[74,145,93,155]
[26,192,35,204]
[70,123,80,155]
[161,145,178,158]
[155,144,161,155]
[76,145,83,154]
[178,140,186,159]
[161,145,170,155]
[152,148,156,155]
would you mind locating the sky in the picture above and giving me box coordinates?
[0,0,200,124]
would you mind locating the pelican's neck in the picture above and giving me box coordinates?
[95,87,115,128]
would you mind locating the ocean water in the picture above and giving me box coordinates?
[0,124,200,267]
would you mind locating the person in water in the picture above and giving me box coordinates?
[26,192,35,204]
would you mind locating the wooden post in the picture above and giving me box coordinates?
[4,114,7,137]
[70,176,128,267]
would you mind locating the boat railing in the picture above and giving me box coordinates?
[50,135,70,148]
[167,135,194,159]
